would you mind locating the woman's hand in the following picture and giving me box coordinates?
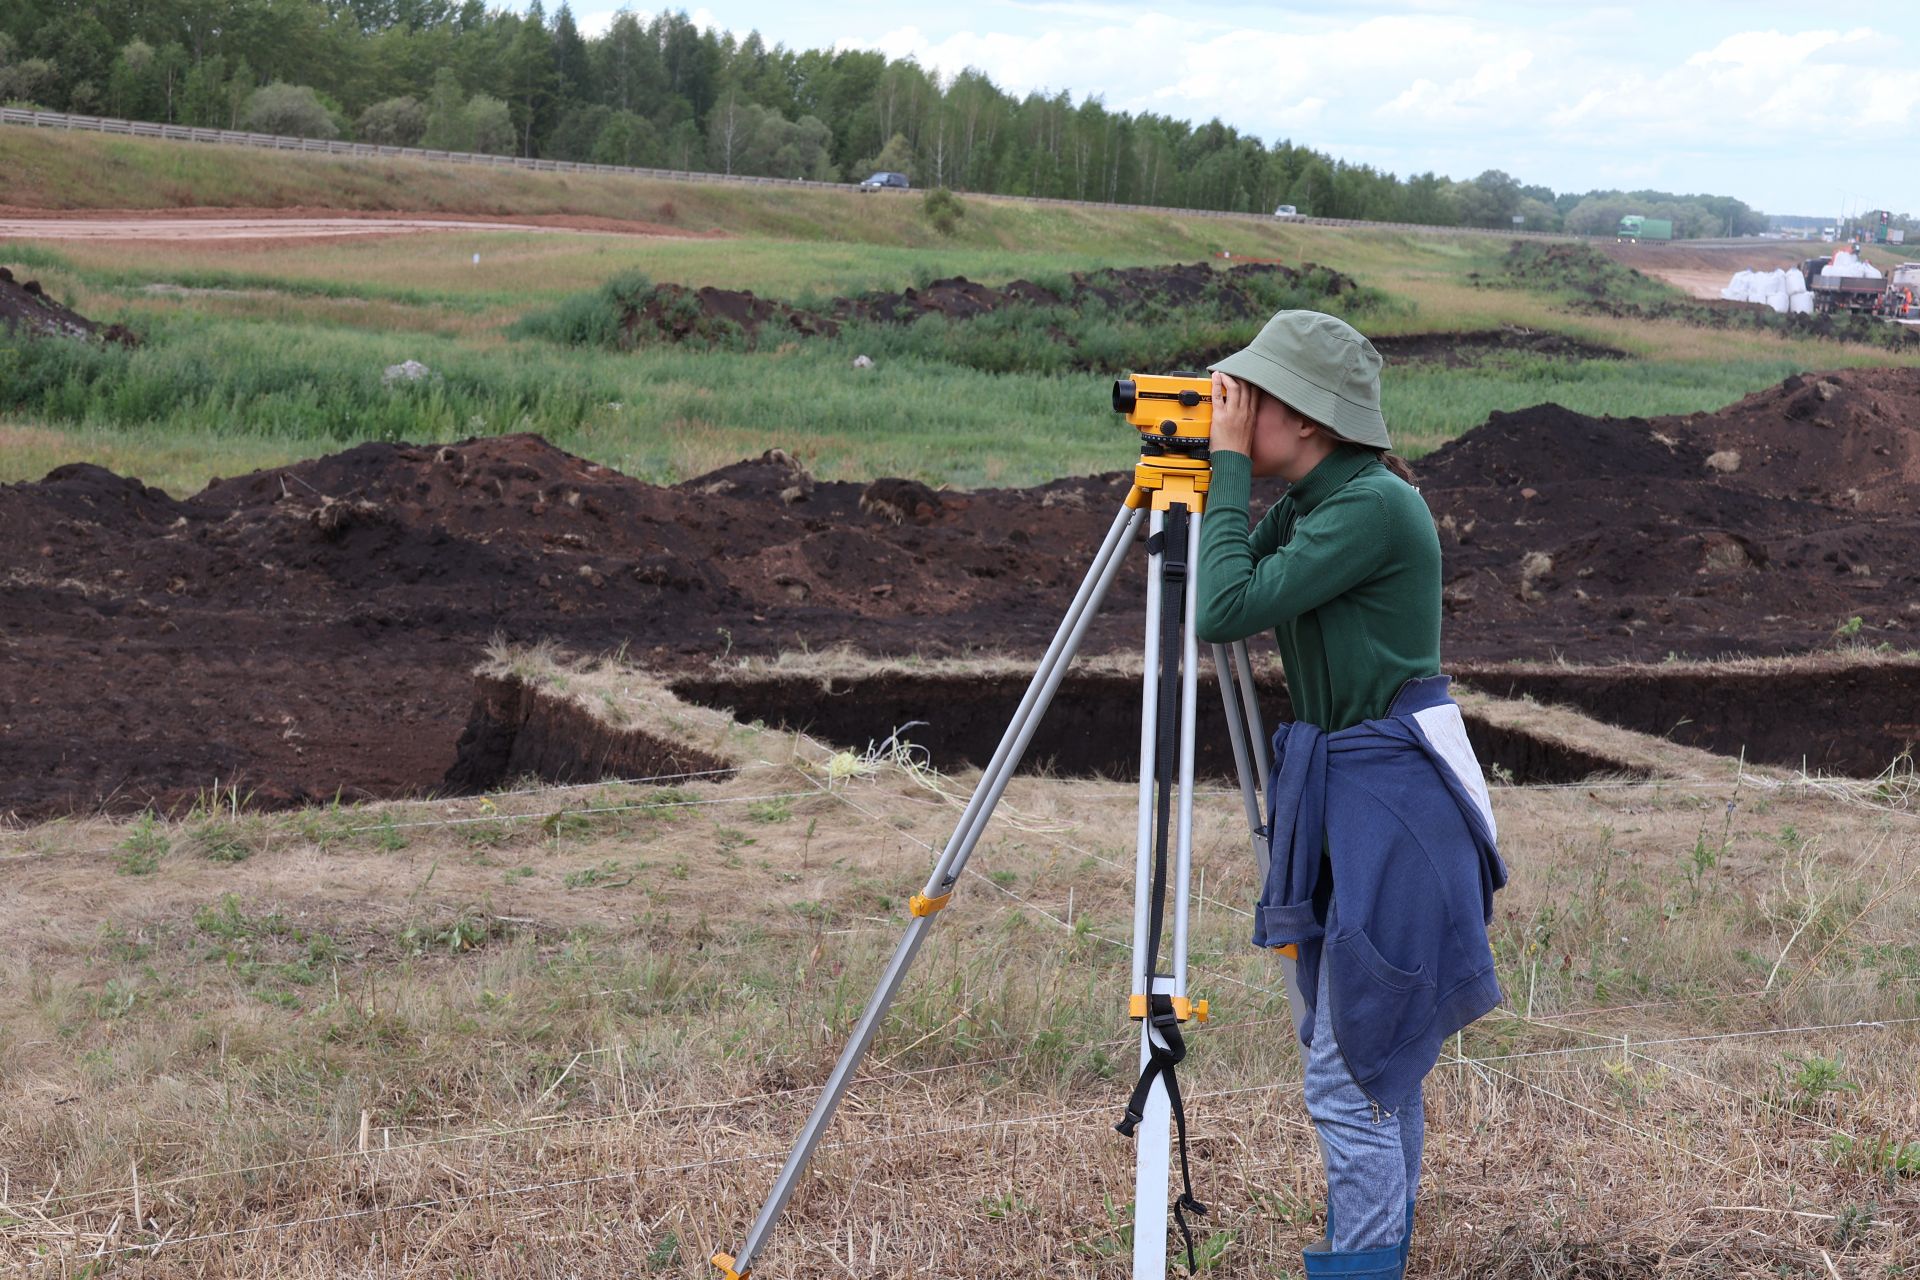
[1210,371,1255,458]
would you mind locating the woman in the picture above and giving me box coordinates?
[1196,310,1508,1279]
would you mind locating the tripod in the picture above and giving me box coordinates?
[714,444,1309,1280]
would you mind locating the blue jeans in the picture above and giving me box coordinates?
[1304,954,1424,1252]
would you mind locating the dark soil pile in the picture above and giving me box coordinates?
[0,438,1144,818]
[1370,327,1626,367]
[1479,242,1663,303]
[0,266,137,346]
[1418,366,1920,661]
[6,365,1920,818]
[622,261,1359,346]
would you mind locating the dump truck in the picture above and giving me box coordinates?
[1800,255,1920,318]
[1800,255,1885,314]
[1617,215,1674,242]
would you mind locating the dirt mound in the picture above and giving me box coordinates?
[617,261,1357,348]
[1682,369,1920,511]
[1419,403,1709,488]
[1418,366,1920,662]
[1478,242,1659,302]
[8,366,1920,817]
[0,435,1142,818]
[1370,327,1626,367]
[0,266,137,345]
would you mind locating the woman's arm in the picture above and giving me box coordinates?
[1196,452,1389,642]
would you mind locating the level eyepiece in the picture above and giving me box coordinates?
[1112,378,1137,415]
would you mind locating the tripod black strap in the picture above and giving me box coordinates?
[1118,505,1208,1274]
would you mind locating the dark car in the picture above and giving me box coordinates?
[858,171,911,191]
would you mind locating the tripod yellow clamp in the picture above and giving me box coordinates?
[908,890,952,917]
[1128,994,1209,1023]
[711,1253,750,1280]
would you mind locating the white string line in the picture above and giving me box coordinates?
[790,772,1920,1084]
[802,768,1289,1005]
[1623,1045,1851,1139]
[0,765,745,846]
[35,1008,1307,1216]
[35,1007,1911,1238]
[1450,1016,1920,1068]
[1515,972,1920,1024]
[34,1051,1023,1212]
[29,767,1916,1229]
[0,785,819,867]
[802,769,1920,1034]
[1479,1005,1877,1139]
[19,760,1281,1218]
[81,1079,1312,1258]
[1467,1058,1751,1182]
[38,763,1914,1175]
[74,1011,1896,1267]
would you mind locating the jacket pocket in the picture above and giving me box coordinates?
[1326,927,1435,1084]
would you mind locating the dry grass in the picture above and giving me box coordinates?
[2,677,1918,1277]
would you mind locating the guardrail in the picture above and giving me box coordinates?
[0,105,1578,240]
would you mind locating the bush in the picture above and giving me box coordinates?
[512,272,655,349]
[242,81,339,139]
[923,187,965,236]
[356,96,426,147]
[467,94,514,155]
[591,110,660,167]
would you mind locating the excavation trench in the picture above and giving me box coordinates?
[665,670,1632,786]
[659,657,1920,787]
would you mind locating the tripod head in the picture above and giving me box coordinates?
[1114,372,1213,512]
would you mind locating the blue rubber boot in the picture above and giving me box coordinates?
[1399,1199,1414,1271]
[1301,1238,1404,1279]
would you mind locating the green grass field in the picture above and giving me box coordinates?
[2,127,1916,494]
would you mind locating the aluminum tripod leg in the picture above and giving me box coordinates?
[1128,506,1205,1280]
[1212,641,1309,1039]
[1212,640,1268,884]
[721,501,1148,1280]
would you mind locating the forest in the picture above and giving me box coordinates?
[1,0,1770,236]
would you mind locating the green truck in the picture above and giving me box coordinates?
[1616,215,1674,242]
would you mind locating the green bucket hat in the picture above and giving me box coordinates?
[1209,310,1390,449]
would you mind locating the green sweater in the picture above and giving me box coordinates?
[1196,446,1441,731]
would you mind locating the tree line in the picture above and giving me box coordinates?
[0,0,1775,235]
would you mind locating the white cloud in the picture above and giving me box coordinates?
[576,3,1920,211]
[860,10,1920,208]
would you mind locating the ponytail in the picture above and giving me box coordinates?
[1375,450,1415,484]
[1346,438,1415,483]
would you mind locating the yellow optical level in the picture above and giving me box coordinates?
[1112,372,1212,454]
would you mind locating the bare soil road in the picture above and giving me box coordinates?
[1595,238,1813,299]
[0,206,715,241]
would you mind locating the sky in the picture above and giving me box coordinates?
[569,1,1920,218]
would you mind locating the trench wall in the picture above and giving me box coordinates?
[668,671,1634,785]
[444,673,735,792]
[1454,661,1919,777]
